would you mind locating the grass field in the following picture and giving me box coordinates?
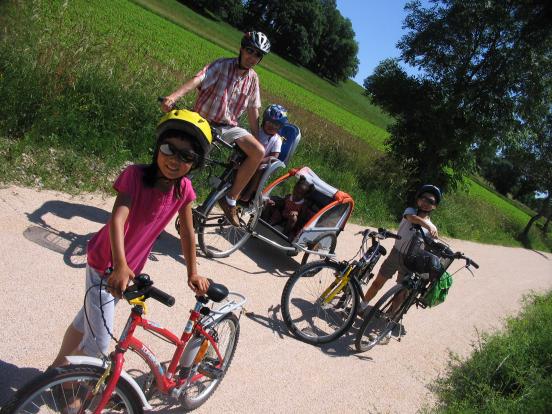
[430,291,552,413]
[0,0,550,251]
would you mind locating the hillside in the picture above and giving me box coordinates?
[0,0,549,251]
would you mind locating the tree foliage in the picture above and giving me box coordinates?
[242,0,359,82]
[179,0,245,26]
[365,0,552,192]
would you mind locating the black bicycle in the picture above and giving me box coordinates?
[354,225,479,352]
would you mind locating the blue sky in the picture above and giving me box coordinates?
[335,0,428,84]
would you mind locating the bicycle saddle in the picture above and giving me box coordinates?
[206,281,229,303]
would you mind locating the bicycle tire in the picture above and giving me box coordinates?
[281,260,359,344]
[1,365,143,414]
[300,233,337,265]
[355,284,412,352]
[196,190,259,258]
[179,313,240,411]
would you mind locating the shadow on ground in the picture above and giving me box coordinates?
[0,360,43,406]
[24,200,188,270]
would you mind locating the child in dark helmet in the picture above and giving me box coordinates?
[162,31,271,227]
[240,104,289,202]
[51,110,211,367]
[358,185,442,326]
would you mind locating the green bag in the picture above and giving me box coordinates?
[423,271,453,307]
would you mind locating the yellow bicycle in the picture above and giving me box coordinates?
[280,228,400,344]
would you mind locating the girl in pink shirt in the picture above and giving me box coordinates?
[51,110,212,365]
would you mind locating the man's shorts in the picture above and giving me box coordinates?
[378,247,410,282]
[217,125,251,145]
[72,265,119,357]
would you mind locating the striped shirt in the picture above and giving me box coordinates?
[193,58,261,126]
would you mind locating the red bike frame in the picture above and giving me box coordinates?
[93,298,224,414]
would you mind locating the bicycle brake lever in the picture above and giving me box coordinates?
[465,265,476,278]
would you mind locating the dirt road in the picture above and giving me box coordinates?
[1,185,551,413]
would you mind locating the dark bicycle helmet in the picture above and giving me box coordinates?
[416,184,442,205]
[262,104,288,126]
[241,31,271,55]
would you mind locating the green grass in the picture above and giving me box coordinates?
[430,291,552,414]
[0,0,549,251]
[132,0,393,132]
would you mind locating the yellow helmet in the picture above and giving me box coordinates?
[156,109,212,158]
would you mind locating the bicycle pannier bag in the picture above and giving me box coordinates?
[422,271,453,307]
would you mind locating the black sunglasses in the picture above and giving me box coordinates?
[419,195,437,205]
[159,143,198,164]
[244,46,263,59]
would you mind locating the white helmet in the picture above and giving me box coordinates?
[241,31,271,55]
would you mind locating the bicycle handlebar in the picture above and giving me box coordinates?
[357,228,401,240]
[411,224,479,269]
[124,274,175,307]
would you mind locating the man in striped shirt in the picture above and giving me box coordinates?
[162,32,271,226]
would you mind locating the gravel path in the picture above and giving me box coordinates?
[1,185,551,413]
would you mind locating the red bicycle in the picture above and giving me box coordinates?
[2,274,245,414]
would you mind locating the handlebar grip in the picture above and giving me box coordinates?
[148,286,175,307]
[378,228,401,240]
[468,259,480,269]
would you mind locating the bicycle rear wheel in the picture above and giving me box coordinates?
[1,365,142,414]
[355,284,411,352]
[281,260,359,344]
[196,191,259,258]
[179,313,240,411]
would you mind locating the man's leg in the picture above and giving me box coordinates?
[218,133,263,226]
[228,134,264,199]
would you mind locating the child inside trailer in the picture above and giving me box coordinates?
[262,176,315,239]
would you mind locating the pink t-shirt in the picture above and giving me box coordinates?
[87,165,196,275]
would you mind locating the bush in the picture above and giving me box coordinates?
[431,291,552,413]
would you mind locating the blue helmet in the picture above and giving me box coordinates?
[263,104,288,126]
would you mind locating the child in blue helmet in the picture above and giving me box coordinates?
[240,104,289,202]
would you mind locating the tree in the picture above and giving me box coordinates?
[365,0,552,191]
[178,0,245,26]
[513,114,552,238]
[243,0,358,82]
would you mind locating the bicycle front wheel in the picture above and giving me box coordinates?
[355,284,411,352]
[1,365,142,414]
[281,260,359,344]
[196,191,259,258]
[179,313,240,411]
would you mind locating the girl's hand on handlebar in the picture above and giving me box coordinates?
[107,265,135,298]
[188,274,210,295]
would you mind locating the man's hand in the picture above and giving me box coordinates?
[188,274,210,295]
[161,95,178,113]
[106,265,135,298]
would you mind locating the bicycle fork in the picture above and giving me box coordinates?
[319,266,353,305]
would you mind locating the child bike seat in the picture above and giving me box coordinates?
[278,124,301,166]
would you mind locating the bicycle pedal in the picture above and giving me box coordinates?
[198,361,223,379]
